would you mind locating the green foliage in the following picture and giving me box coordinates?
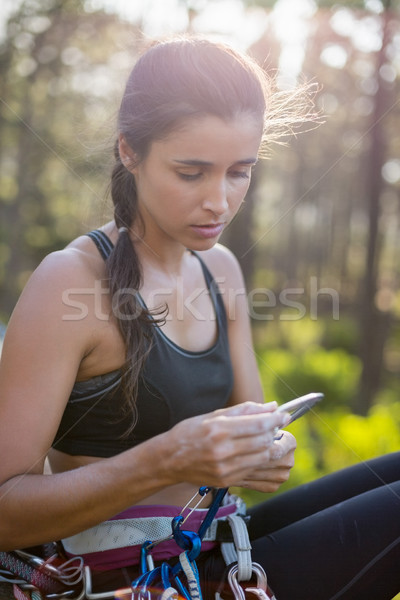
[256,318,362,409]
[238,317,400,507]
[239,398,400,507]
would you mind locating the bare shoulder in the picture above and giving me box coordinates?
[0,230,117,481]
[197,244,245,288]
[22,233,106,295]
[7,233,109,354]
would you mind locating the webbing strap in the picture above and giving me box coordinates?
[160,587,180,600]
[179,551,202,600]
[0,552,61,594]
[220,515,253,581]
[12,585,42,600]
[62,511,232,555]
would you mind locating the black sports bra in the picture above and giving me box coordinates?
[52,231,234,457]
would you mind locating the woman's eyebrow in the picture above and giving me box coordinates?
[173,158,258,166]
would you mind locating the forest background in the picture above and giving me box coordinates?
[0,0,400,503]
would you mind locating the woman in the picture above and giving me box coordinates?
[0,36,399,600]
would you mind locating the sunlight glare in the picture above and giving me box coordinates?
[84,0,189,35]
[331,8,383,54]
[271,0,317,87]
[365,0,385,14]
[192,0,268,49]
[382,160,400,185]
[330,8,357,37]
[352,16,383,53]
[320,45,348,70]
[84,0,268,50]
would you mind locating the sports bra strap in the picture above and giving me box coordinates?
[86,230,114,260]
[86,231,215,296]
[86,230,222,323]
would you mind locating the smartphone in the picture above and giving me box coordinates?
[277,392,324,425]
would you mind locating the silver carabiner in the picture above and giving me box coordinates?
[244,587,271,600]
[227,565,246,600]
[245,562,272,600]
[227,563,272,600]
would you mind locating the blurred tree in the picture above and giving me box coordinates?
[243,0,400,414]
[290,0,400,413]
[355,0,397,413]
[0,0,143,317]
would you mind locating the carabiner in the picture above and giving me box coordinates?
[140,541,155,575]
[227,563,272,600]
[171,517,201,562]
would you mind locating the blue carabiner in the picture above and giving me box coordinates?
[140,540,154,574]
[132,565,162,592]
[171,516,202,562]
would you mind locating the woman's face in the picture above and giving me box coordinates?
[128,114,262,251]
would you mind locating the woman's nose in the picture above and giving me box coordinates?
[202,179,229,215]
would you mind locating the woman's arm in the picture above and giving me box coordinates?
[0,249,160,547]
[0,250,288,549]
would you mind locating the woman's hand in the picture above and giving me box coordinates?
[236,430,297,493]
[164,402,290,489]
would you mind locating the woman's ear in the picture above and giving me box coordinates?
[119,134,138,172]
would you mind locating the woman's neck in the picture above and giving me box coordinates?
[132,227,189,279]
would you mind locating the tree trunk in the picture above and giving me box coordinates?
[354,1,393,414]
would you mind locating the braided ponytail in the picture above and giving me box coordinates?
[107,142,165,429]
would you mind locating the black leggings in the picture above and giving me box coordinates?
[197,452,400,600]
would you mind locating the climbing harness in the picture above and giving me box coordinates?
[1,487,276,600]
[126,487,277,600]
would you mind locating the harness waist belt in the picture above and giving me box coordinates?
[62,497,245,555]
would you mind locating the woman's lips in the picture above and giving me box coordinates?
[190,223,225,239]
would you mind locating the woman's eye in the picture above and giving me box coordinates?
[178,172,202,181]
[230,170,250,179]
